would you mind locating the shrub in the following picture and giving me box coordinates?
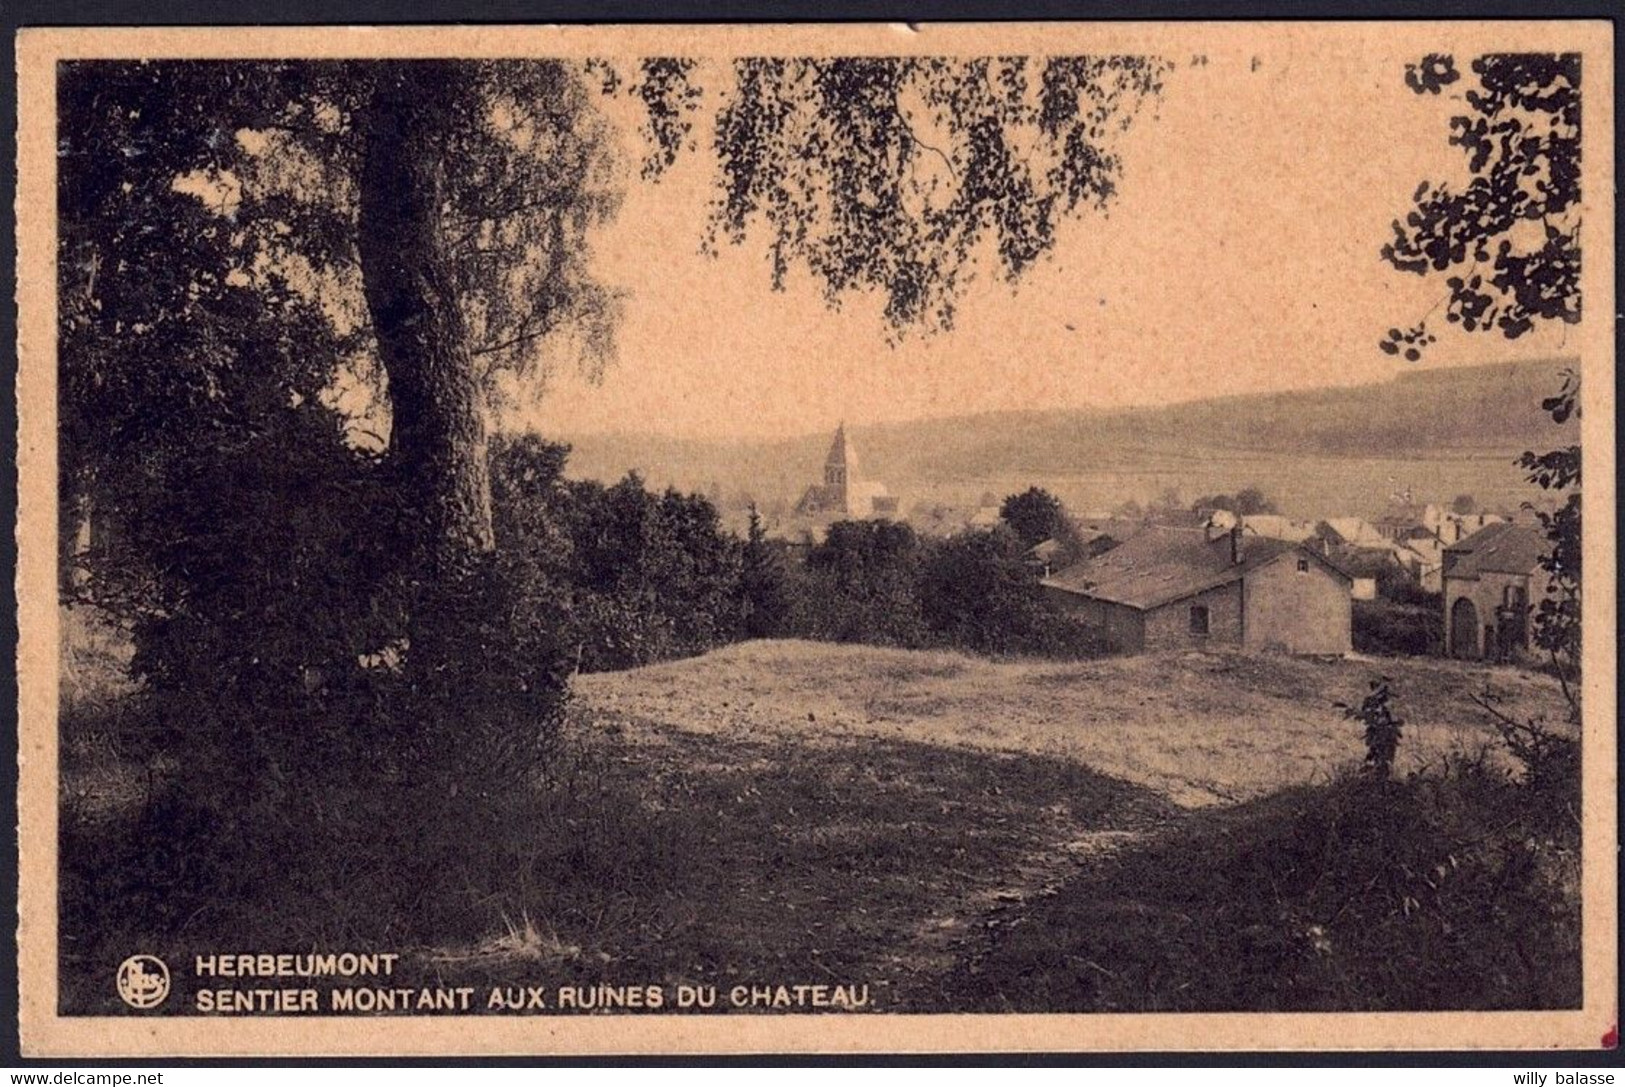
[1337,678,1404,776]
[1376,567,1439,607]
[950,756,1580,1012]
[794,520,928,646]
[1353,599,1441,656]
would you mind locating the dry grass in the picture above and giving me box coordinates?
[575,640,1569,807]
[59,631,1577,1014]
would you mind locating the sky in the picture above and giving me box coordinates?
[516,36,1575,442]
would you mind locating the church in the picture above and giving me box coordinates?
[794,424,899,518]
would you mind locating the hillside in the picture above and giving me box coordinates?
[552,358,1578,503]
[62,630,1578,1015]
[576,639,1568,808]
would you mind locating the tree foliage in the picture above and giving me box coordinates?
[63,53,1170,609]
[57,53,1170,834]
[919,527,1071,655]
[699,56,1168,331]
[1518,370,1581,715]
[739,506,791,639]
[1380,53,1583,744]
[999,486,1066,549]
[1380,53,1580,358]
[493,438,747,672]
[1191,486,1277,516]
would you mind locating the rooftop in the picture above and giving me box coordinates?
[1444,521,1549,578]
[1043,526,1346,610]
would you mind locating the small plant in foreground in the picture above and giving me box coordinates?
[1337,679,1404,777]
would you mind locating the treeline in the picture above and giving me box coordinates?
[492,439,1101,670]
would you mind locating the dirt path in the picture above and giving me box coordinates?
[571,701,1181,1009]
[886,819,1155,1008]
[560,641,1571,1008]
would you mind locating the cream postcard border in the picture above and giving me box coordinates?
[14,21,1617,1057]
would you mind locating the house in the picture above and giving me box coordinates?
[1397,536,1446,593]
[1240,513,1316,543]
[1315,517,1389,550]
[794,424,897,518]
[1041,523,1352,655]
[1436,510,1506,546]
[1442,522,1552,660]
[1027,527,1117,577]
[1374,501,1437,542]
[1321,542,1409,601]
[1076,514,1152,544]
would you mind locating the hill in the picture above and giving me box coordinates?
[551,358,1577,513]
[549,355,1573,519]
[576,639,1567,807]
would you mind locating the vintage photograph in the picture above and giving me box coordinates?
[15,22,1616,1056]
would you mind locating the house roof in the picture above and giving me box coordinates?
[1241,514,1314,542]
[1030,537,1066,561]
[1329,543,1404,578]
[1376,502,1430,527]
[1076,516,1146,541]
[1399,537,1445,566]
[1444,521,1548,579]
[1318,517,1387,548]
[1147,508,1209,529]
[1043,526,1347,611]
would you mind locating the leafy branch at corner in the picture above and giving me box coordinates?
[1379,53,1580,359]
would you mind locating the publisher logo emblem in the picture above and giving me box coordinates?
[116,955,170,1009]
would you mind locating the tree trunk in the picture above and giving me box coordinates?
[357,62,494,584]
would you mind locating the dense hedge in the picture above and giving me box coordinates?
[1354,599,1442,657]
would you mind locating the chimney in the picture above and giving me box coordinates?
[1230,524,1243,564]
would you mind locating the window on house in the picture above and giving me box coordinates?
[1189,604,1210,636]
[1297,558,1310,573]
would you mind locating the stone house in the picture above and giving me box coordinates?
[1041,523,1352,655]
[1442,522,1552,660]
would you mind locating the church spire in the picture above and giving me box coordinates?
[824,422,850,467]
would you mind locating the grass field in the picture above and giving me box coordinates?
[575,640,1569,806]
[59,632,1579,1014]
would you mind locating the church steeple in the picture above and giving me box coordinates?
[796,421,892,519]
[823,422,858,496]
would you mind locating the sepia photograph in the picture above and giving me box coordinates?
[13,20,1616,1057]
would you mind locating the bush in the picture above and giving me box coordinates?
[950,755,1580,1012]
[1337,678,1404,776]
[60,422,578,1000]
[1353,599,1441,656]
[1376,566,1439,607]
[492,438,746,671]
[791,520,928,646]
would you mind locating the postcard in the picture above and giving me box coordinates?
[15,21,1616,1056]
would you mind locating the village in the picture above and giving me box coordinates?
[724,423,1556,664]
